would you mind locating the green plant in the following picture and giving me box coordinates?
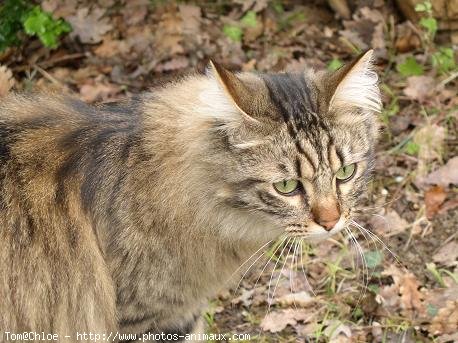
[415,1,437,42]
[327,58,343,71]
[363,250,384,269]
[431,47,456,75]
[396,56,424,77]
[404,141,420,156]
[0,0,70,52]
[23,6,71,49]
[426,263,458,287]
[223,24,243,42]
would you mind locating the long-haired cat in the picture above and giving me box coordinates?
[0,50,381,342]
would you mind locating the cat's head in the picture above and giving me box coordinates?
[202,50,381,242]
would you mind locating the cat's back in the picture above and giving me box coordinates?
[0,93,126,336]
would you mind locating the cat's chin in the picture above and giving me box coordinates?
[286,216,348,243]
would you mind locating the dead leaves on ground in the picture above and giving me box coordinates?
[0,65,15,97]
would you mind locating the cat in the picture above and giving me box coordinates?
[0,49,381,342]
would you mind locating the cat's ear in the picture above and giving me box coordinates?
[327,50,381,113]
[207,61,258,123]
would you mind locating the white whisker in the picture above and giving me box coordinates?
[232,240,273,296]
[267,237,292,304]
[267,239,294,313]
[299,240,316,296]
[252,236,288,296]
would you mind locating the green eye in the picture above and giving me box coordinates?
[273,180,299,195]
[336,163,356,182]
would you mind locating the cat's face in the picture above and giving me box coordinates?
[206,51,381,242]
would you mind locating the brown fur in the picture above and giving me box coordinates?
[0,51,381,342]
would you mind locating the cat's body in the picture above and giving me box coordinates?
[0,51,381,342]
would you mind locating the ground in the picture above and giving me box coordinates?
[0,0,457,342]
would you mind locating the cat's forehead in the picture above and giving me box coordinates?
[261,72,321,124]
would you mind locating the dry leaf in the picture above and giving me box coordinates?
[79,83,120,103]
[433,242,458,267]
[277,291,313,307]
[0,65,15,97]
[414,124,446,181]
[231,289,254,307]
[403,75,435,102]
[123,0,149,25]
[324,319,352,340]
[260,309,313,333]
[68,7,113,44]
[154,56,189,73]
[424,186,447,219]
[429,301,458,335]
[400,273,424,314]
[424,156,458,187]
[368,209,409,236]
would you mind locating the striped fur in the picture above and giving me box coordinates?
[0,52,380,341]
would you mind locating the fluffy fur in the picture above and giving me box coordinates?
[0,51,380,342]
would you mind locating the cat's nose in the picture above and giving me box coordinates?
[311,199,340,231]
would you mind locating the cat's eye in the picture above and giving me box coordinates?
[336,163,356,182]
[273,180,299,195]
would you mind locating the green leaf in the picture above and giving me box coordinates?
[0,0,32,51]
[419,17,437,37]
[426,304,438,317]
[432,47,456,74]
[415,3,427,12]
[368,284,380,294]
[396,56,424,77]
[364,250,384,269]
[223,24,243,42]
[241,11,257,28]
[404,141,420,156]
[327,58,343,71]
[22,6,71,49]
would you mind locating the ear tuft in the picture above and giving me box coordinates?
[329,50,382,113]
[207,61,258,123]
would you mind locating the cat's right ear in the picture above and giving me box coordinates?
[326,50,382,114]
[206,61,259,124]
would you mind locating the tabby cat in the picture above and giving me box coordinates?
[0,50,381,342]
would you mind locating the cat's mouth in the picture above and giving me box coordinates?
[285,216,348,242]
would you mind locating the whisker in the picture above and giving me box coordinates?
[345,227,369,311]
[289,239,299,309]
[267,237,292,305]
[267,238,294,312]
[350,220,402,266]
[252,236,288,296]
[232,240,274,296]
[299,240,316,296]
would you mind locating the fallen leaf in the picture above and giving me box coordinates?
[423,156,458,187]
[429,300,458,335]
[368,209,409,236]
[277,291,313,307]
[324,319,352,340]
[260,309,313,333]
[424,186,447,219]
[68,7,113,44]
[400,273,425,314]
[154,56,189,73]
[79,82,120,103]
[0,65,15,97]
[403,75,435,102]
[231,289,254,307]
[123,0,149,25]
[414,124,446,181]
[433,242,458,267]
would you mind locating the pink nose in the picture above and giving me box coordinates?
[312,200,340,231]
[317,218,339,230]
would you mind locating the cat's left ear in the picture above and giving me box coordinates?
[327,50,382,114]
[206,61,259,123]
